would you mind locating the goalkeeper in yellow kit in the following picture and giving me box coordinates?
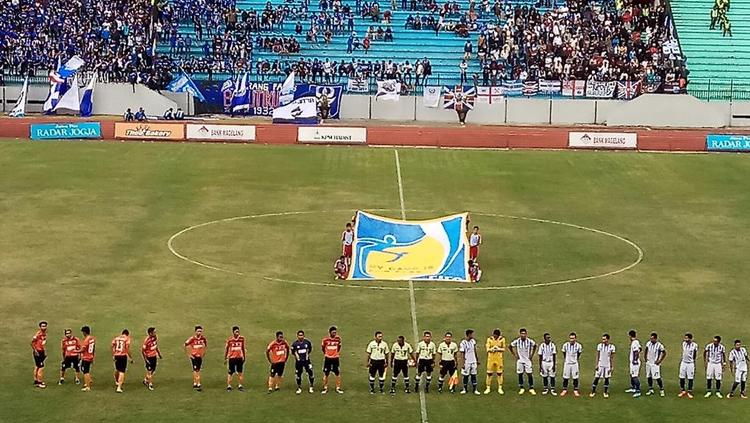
[484,329,506,394]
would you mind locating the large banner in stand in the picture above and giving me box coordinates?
[568,132,637,149]
[298,127,367,144]
[114,122,185,141]
[186,124,255,142]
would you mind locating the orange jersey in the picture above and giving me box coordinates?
[61,336,81,357]
[267,340,290,363]
[112,335,131,357]
[322,336,342,359]
[81,336,96,361]
[185,335,207,358]
[142,336,159,358]
[225,336,246,359]
[32,330,47,352]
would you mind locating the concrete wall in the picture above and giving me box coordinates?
[340,94,371,120]
[730,101,750,127]
[506,98,551,124]
[370,96,416,121]
[92,83,178,116]
[552,100,597,125]
[602,94,731,128]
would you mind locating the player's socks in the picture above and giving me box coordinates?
[688,378,693,392]
[657,378,664,390]
[707,379,712,391]
[369,376,375,392]
[425,376,431,393]
[634,377,641,392]
[573,379,579,390]
[485,374,492,388]
[716,380,722,392]
[470,374,477,391]
[550,377,556,390]
[518,374,524,388]
[679,378,685,390]
[562,378,569,389]
[604,378,610,394]
[462,375,469,391]
[741,381,746,394]
[647,377,653,390]
[731,382,739,394]
[528,374,534,388]
[542,376,548,390]
[405,378,410,391]
[391,377,397,391]
[379,378,385,392]
[591,377,600,392]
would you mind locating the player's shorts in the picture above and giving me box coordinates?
[469,245,478,259]
[629,363,641,378]
[393,359,409,377]
[461,362,478,376]
[114,356,128,373]
[270,362,286,377]
[80,360,92,374]
[295,360,313,376]
[145,356,158,373]
[595,366,612,378]
[563,363,580,379]
[706,362,723,380]
[191,356,203,372]
[516,360,533,374]
[645,363,661,379]
[323,357,340,376]
[343,244,352,258]
[33,350,46,368]
[735,369,748,383]
[418,358,434,374]
[369,359,386,377]
[540,361,555,377]
[439,360,456,377]
[61,356,79,372]
[486,358,503,373]
[228,358,244,375]
[679,362,695,379]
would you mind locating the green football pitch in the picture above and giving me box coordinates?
[1,140,749,422]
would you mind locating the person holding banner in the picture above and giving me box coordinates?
[319,93,330,121]
[455,91,469,126]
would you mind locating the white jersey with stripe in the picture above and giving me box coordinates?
[630,340,641,365]
[511,338,536,362]
[597,343,616,368]
[562,342,582,365]
[705,343,725,364]
[459,339,478,364]
[729,347,748,371]
[645,341,665,364]
[538,342,556,363]
[681,341,698,364]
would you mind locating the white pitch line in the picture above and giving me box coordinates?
[394,149,429,423]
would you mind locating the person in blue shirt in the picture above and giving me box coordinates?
[292,330,315,394]
[135,107,147,121]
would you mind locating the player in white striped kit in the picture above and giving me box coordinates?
[626,330,642,398]
[703,335,727,398]
[509,328,537,396]
[728,339,748,399]
[590,333,615,398]
[560,332,582,397]
[644,332,666,397]
[678,332,698,399]
[538,333,557,396]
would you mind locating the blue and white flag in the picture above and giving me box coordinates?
[53,73,80,113]
[8,77,28,118]
[279,71,296,106]
[502,80,523,96]
[296,84,344,119]
[230,73,250,113]
[79,73,97,117]
[57,56,85,78]
[272,94,318,124]
[166,70,206,102]
[43,80,68,114]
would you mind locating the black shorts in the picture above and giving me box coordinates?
[61,356,80,372]
[295,360,313,376]
[33,351,46,368]
[114,356,128,373]
[439,360,456,377]
[145,356,158,372]
[81,360,93,374]
[228,358,244,375]
[270,362,286,377]
[191,357,203,372]
[393,359,409,377]
[417,359,434,374]
[369,359,386,377]
[323,357,340,376]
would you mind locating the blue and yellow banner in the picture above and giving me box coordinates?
[349,211,470,282]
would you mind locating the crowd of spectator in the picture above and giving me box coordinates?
[709,0,731,37]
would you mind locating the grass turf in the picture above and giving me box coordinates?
[1,140,749,422]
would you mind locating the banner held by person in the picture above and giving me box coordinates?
[166,69,206,102]
[272,94,318,124]
[375,80,401,101]
[423,86,442,108]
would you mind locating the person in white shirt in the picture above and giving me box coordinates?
[509,328,537,395]
[538,333,557,396]
[678,332,698,398]
[644,332,666,397]
[560,332,582,397]
[626,330,642,398]
[590,333,615,398]
[703,335,727,398]
[728,339,748,399]
[458,329,481,395]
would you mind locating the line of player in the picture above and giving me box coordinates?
[31,321,748,399]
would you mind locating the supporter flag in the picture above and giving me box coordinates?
[230,73,251,113]
[53,74,81,113]
[48,70,65,84]
[643,77,662,94]
[585,81,617,98]
[43,80,68,114]
[476,86,503,104]
[442,86,476,110]
[272,94,318,124]
[561,80,586,98]
[502,80,523,96]
[279,71,296,106]
[538,80,561,94]
[616,80,641,100]
[79,72,97,117]
[662,81,683,94]
[57,55,85,78]
[375,80,401,101]
[523,80,539,96]
[166,69,206,102]
[347,77,369,93]
[297,84,344,119]
[423,86,442,108]
[8,77,28,118]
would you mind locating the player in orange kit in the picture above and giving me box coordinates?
[225,326,247,391]
[80,326,95,391]
[185,325,207,391]
[321,326,344,394]
[59,328,82,385]
[31,321,48,389]
[112,329,133,393]
[141,327,162,391]
[267,331,291,393]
